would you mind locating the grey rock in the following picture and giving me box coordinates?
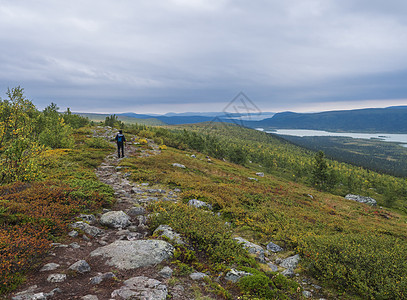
[127,206,146,217]
[90,240,174,270]
[158,266,173,278]
[345,194,377,206]
[225,269,252,283]
[190,272,208,280]
[90,272,116,285]
[303,290,312,298]
[69,242,80,249]
[40,263,60,272]
[280,254,300,270]
[47,274,66,283]
[256,172,264,177]
[154,225,184,245]
[266,241,283,253]
[172,163,186,169]
[281,268,295,277]
[312,284,322,290]
[100,211,131,229]
[82,295,99,300]
[234,237,265,263]
[188,199,213,210]
[69,260,91,273]
[68,230,79,237]
[173,188,181,192]
[141,182,149,186]
[268,263,279,272]
[70,221,105,237]
[111,276,167,300]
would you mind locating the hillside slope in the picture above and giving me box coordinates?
[249,106,407,133]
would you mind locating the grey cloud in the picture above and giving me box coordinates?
[0,0,406,113]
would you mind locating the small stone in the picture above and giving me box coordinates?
[303,290,312,298]
[225,269,252,283]
[68,230,79,237]
[82,295,99,300]
[267,263,278,272]
[248,177,258,181]
[90,272,116,285]
[188,199,213,210]
[159,266,173,278]
[40,263,60,272]
[266,242,283,253]
[127,206,146,217]
[47,273,67,283]
[172,163,186,168]
[69,260,91,273]
[69,242,80,249]
[281,268,295,278]
[256,172,264,177]
[141,183,149,186]
[79,214,97,224]
[279,254,300,270]
[190,272,208,280]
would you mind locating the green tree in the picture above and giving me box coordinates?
[38,103,74,148]
[311,151,329,190]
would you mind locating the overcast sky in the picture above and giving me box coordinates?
[1,0,407,114]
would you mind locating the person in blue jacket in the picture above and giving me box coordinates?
[115,130,126,158]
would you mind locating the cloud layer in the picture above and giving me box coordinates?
[1,0,406,113]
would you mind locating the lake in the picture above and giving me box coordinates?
[256,128,407,147]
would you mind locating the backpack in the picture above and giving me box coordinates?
[117,134,123,143]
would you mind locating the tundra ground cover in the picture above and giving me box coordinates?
[123,145,407,298]
[0,128,114,293]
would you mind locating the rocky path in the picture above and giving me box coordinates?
[8,131,202,300]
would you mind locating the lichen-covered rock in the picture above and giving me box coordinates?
[158,266,173,278]
[266,241,283,253]
[154,225,184,245]
[225,269,252,283]
[234,237,265,263]
[188,199,213,210]
[111,276,167,299]
[69,260,91,273]
[279,254,300,270]
[90,272,116,285]
[172,163,186,169]
[126,206,146,217]
[47,274,66,283]
[70,221,104,237]
[100,210,131,229]
[190,272,208,280]
[40,263,60,272]
[90,240,174,270]
[345,194,377,206]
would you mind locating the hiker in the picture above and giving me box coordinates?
[115,130,126,158]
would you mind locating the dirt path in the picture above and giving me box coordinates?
[8,133,206,300]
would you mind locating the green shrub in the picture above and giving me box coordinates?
[85,137,112,149]
[298,233,407,299]
[149,201,256,270]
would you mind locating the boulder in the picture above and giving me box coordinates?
[345,194,377,206]
[90,240,174,270]
[279,254,300,270]
[234,237,265,263]
[188,199,213,210]
[70,221,104,237]
[100,211,131,229]
[154,225,184,245]
[111,276,167,300]
[69,260,91,273]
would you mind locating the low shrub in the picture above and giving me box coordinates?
[298,233,407,299]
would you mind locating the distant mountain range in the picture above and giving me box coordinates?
[246,106,407,133]
[77,106,407,133]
